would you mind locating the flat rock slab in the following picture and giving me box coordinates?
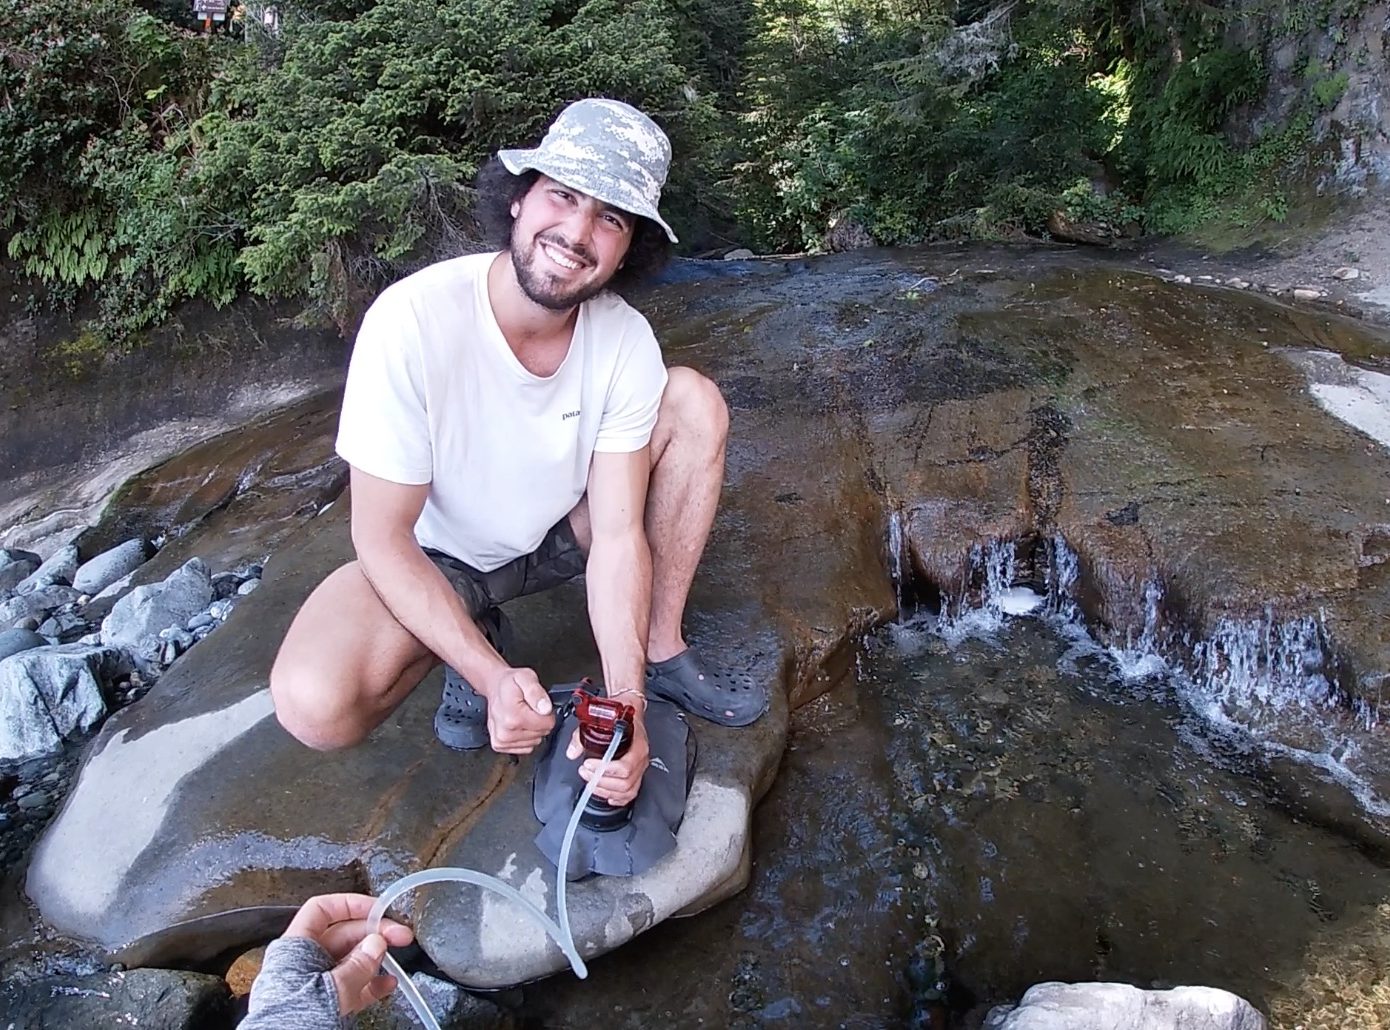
[26,503,788,986]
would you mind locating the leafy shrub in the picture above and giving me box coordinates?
[196,0,724,322]
[1,0,236,333]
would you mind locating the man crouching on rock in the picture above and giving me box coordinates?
[269,99,767,808]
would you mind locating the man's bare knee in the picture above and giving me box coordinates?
[269,666,369,751]
[661,366,730,448]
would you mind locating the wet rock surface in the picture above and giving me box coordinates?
[23,502,788,987]
[9,246,1390,1013]
[0,966,233,1029]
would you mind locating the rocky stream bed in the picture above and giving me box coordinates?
[2,245,1390,1028]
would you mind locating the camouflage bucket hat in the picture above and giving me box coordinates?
[499,98,679,244]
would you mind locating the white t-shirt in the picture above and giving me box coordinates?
[336,253,668,572]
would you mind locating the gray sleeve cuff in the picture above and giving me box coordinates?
[240,936,346,1030]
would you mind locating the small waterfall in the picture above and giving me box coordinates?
[1190,610,1343,723]
[936,539,1041,643]
[886,510,907,614]
[1110,578,1168,682]
[1039,535,1389,815]
[1043,534,1081,621]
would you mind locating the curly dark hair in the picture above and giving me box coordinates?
[473,157,671,293]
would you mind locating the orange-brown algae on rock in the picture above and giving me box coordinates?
[225,944,266,997]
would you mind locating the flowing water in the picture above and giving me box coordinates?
[519,550,1390,1028]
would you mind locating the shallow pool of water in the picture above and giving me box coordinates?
[521,613,1390,1028]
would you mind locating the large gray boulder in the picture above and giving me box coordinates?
[0,644,127,760]
[983,983,1266,1030]
[73,538,150,596]
[0,967,233,1029]
[100,557,213,651]
[14,543,79,595]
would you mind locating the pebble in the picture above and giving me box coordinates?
[208,599,235,621]
[17,791,50,811]
[187,612,215,631]
[1172,274,1192,284]
[161,641,182,666]
[1332,266,1361,280]
[1224,277,1251,288]
[236,578,260,596]
[1293,286,1324,300]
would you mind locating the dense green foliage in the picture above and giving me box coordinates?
[0,0,1345,337]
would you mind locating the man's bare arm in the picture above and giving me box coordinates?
[570,448,653,804]
[584,448,653,700]
[349,467,554,752]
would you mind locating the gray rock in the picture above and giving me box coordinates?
[14,543,80,594]
[101,558,214,652]
[1332,266,1361,281]
[982,983,1266,1030]
[162,640,183,666]
[187,612,216,631]
[0,628,47,662]
[17,790,50,810]
[237,578,261,596]
[0,548,43,566]
[73,538,150,596]
[0,967,232,1030]
[0,644,126,761]
[94,569,139,603]
[208,598,235,621]
[724,248,756,260]
[0,585,82,629]
[38,611,89,640]
[211,572,241,599]
[0,557,40,595]
[360,972,511,1029]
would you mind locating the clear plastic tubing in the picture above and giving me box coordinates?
[366,729,625,1030]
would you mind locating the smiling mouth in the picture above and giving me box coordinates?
[540,240,589,272]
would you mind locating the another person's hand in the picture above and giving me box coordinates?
[485,667,556,754]
[281,892,414,1016]
[567,706,650,806]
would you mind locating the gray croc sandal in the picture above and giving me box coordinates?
[645,648,768,727]
[434,606,512,751]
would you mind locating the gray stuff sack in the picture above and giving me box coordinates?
[532,685,695,881]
